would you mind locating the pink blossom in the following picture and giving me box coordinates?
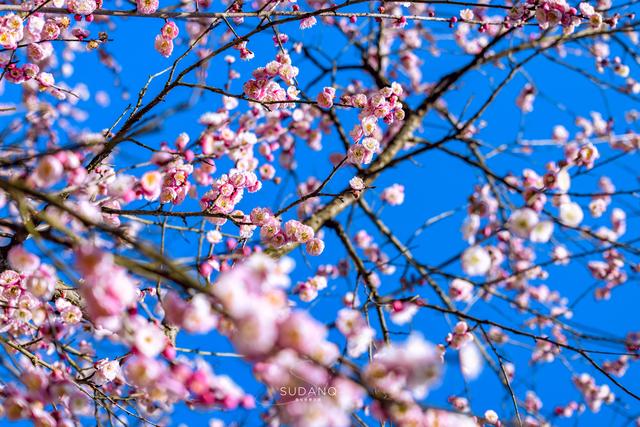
[390,301,418,325]
[461,246,491,276]
[76,246,137,322]
[136,0,159,14]
[317,87,336,108]
[8,246,40,273]
[299,16,318,30]
[484,410,499,425]
[449,278,474,302]
[154,34,174,57]
[446,321,473,349]
[306,238,325,256]
[278,311,328,356]
[364,333,442,400]
[573,373,615,412]
[460,9,474,21]
[460,342,483,380]
[233,310,279,356]
[31,156,64,188]
[139,170,162,200]
[516,84,536,113]
[381,183,405,206]
[559,201,584,227]
[94,359,121,385]
[507,208,539,238]
[67,0,97,15]
[161,20,179,39]
[133,323,166,357]
[349,176,365,191]
[41,20,61,40]
[336,308,375,357]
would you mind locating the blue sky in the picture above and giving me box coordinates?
[3,2,640,426]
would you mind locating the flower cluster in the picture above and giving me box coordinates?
[254,351,365,426]
[364,333,443,423]
[207,254,374,425]
[243,53,299,108]
[336,308,375,357]
[0,13,73,98]
[343,83,405,165]
[0,13,24,49]
[449,278,474,302]
[507,208,554,242]
[200,169,261,219]
[347,136,380,165]
[75,245,138,326]
[1,363,94,425]
[155,20,179,57]
[293,274,328,302]
[534,0,579,31]
[316,86,336,108]
[68,0,98,18]
[162,292,218,333]
[124,355,255,410]
[252,207,325,255]
[588,249,628,299]
[573,373,615,413]
[161,161,194,204]
[446,321,474,350]
[1,249,57,336]
[354,230,395,277]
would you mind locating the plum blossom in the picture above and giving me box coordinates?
[31,156,64,188]
[390,301,419,325]
[317,87,336,108]
[516,84,536,113]
[136,0,159,14]
[139,170,163,200]
[8,246,40,273]
[299,16,317,29]
[243,53,299,108]
[67,0,97,16]
[154,34,174,57]
[161,20,179,39]
[459,342,483,380]
[461,246,492,276]
[530,221,554,243]
[460,9,474,21]
[447,321,473,350]
[161,162,192,204]
[306,238,325,256]
[336,308,375,357]
[348,137,378,165]
[349,176,365,191]
[484,410,499,425]
[164,292,218,333]
[559,201,584,227]
[573,373,615,412]
[93,359,121,386]
[508,208,539,238]
[76,245,137,324]
[294,275,328,302]
[449,278,474,302]
[364,333,442,400]
[381,183,405,206]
